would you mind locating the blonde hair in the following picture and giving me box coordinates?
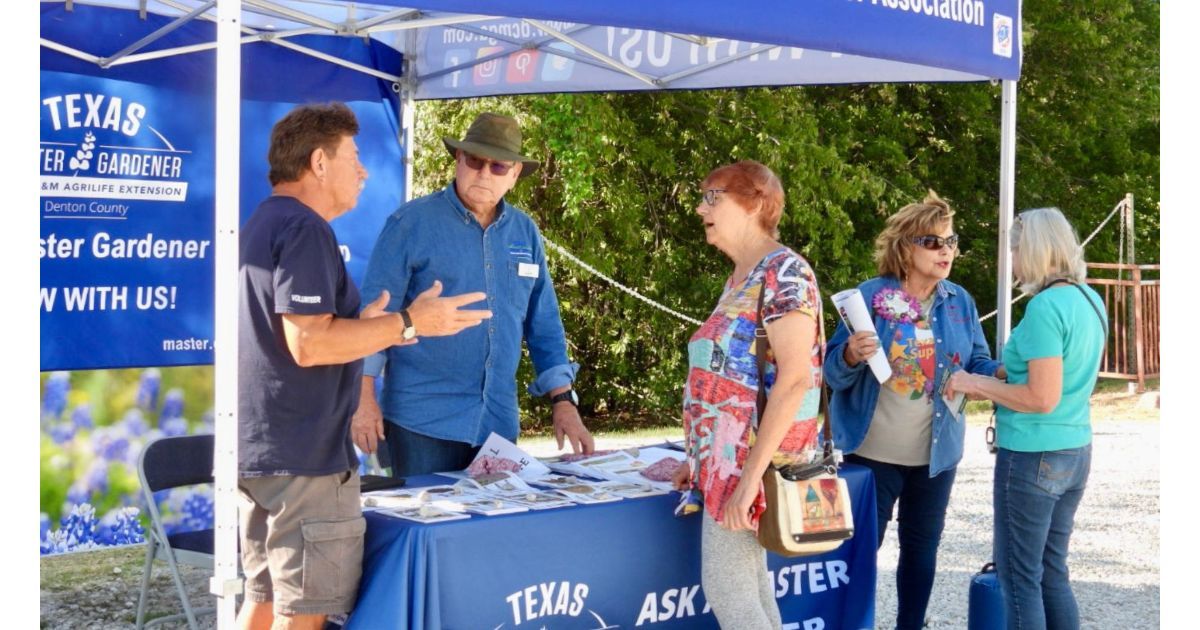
[873,191,955,279]
[1011,207,1087,294]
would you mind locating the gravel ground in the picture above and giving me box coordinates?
[41,393,1159,629]
[874,417,1160,629]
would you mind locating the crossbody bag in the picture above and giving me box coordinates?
[753,283,855,557]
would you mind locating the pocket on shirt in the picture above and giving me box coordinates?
[506,260,536,303]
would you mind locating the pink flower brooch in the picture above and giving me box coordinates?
[873,288,921,324]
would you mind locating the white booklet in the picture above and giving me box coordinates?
[379,504,471,524]
[527,474,586,490]
[546,447,683,492]
[455,471,536,494]
[594,480,671,499]
[454,495,531,516]
[459,433,552,480]
[494,489,576,510]
[549,481,624,504]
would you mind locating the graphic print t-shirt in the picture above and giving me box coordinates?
[856,294,935,466]
[682,248,823,525]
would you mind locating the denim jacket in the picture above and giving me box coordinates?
[824,275,1000,476]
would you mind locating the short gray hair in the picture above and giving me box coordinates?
[1010,207,1087,294]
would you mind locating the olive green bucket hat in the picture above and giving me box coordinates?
[442,112,540,178]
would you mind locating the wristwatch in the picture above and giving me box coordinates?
[550,389,579,408]
[398,309,417,341]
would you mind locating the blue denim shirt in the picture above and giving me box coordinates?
[824,275,1000,476]
[361,183,577,445]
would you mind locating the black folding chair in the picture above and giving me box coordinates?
[135,434,216,630]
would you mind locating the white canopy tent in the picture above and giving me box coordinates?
[41,0,1021,625]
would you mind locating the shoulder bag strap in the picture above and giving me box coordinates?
[1043,278,1108,342]
[754,281,834,461]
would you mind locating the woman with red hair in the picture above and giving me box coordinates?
[671,160,824,628]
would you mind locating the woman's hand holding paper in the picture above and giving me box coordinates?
[843,330,880,367]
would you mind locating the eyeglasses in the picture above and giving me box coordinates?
[461,152,515,176]
[702,189,726,206]
[910,234,960,250]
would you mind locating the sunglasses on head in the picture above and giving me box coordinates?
[702,189,726,206]
[910,234,960,250]
[461,152,516,176]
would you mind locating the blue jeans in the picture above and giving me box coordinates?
[384,422,481,478]
[993,445,1091,630]
[845,454,957,630]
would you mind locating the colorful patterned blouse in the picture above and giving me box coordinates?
[683,247,824,526]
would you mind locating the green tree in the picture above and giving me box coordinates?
[412,1,1158,429]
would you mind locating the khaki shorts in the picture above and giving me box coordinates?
[238,470,365,616]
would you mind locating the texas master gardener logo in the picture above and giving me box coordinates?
[494,581,619,628]
[993,13,1013,58]
[40,92,191,210]
[69,132,97,171]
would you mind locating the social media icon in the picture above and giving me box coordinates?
[473,46,505,85]
[540,42,576,82]
[506,50,540,84]
[992,14,1013,58]
[443,49,468,88]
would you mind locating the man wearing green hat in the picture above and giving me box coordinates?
[353,112,594,477]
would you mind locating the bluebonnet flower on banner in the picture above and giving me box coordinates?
[161,416,188,438]
[200,410,215,433]
[41,528,71,555]
[41,504,146,554]
[42,371,70,420]
[85,460,110,496]
[95,507,146,546]
[66,480,91,507]
[71,403,94,430]
[161,486,215,535]
[49,422,75,445]
[122,408,148,437]
[161,388,184,421]
[136,368,161,411]
[92,425,131,462]
[57,503,100,552]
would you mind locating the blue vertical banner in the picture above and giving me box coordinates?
[40,72,218,370]
[39,3,405,371]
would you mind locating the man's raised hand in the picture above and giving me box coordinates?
[407,280,492,336]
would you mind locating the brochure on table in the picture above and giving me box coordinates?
[545,446,686,492]
[363,434,675,522]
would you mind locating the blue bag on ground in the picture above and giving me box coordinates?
[969,562,1006,630]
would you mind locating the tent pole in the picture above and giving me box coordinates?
[39,38,100,64]
[99,0,215,68]
[401,28,417,203]
[212,0,243,628]
[995,79,1017,354]
[401,89,415,203]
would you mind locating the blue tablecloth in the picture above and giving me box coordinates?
[346,464,876,630]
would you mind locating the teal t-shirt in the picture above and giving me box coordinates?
[996,284,1106,452]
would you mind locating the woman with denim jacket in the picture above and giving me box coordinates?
[825,192,1001,629]
[946,208,1104,630]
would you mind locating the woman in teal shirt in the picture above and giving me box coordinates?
[947,208,1105,630]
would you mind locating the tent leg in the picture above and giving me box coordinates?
[400,34,417,204]
[995,79,1017,354]
[213,1,244,628]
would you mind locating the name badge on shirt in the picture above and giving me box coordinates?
[517,262,539,279]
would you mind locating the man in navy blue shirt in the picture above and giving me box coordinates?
[354,112,594,477]
[238,103,491,630]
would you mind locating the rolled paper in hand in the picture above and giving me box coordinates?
[832,288,893,384]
